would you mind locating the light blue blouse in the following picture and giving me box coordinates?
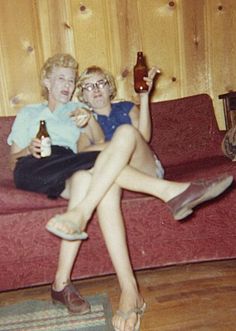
[7,101,85,153]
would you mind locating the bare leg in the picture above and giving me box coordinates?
[82,125,186,208]
[97,184,144,331]
[47,125,188,234]
[48,124,232,234]
[53,171,92,290]
[55,172,145,329]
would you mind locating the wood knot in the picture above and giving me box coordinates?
[10,95,21,105]
[27,46,34,53]
[121,68,129,78]
[193,36,200,46]
[64,22,71,29]
[80,5,86,12]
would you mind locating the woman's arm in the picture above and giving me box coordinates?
[10,143,30,170]
[71,107,105,152]
[129,95,151,142]
[86,115,105,145]
[129,67,159,143]
[77,115,106,152]
[77,131,108,152]
[10,138,41,170]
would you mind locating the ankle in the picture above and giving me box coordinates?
[119,276,138,292]
[76,201,93,221]
[120,281,142,303]
[119,289,144,311]
[165,182,190,202]
[53,277,70,291]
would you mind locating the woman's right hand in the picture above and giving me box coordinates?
[28,138,42,158]
[70,108,92,128]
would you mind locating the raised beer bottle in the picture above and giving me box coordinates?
[133,51,149,93]
[36,120,51,157]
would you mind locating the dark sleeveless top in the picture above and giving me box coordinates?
[96,101,134,141]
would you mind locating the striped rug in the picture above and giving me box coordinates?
[0,293,113,331]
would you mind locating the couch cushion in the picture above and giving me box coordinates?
[0,182,67,214]
[0,116,15,182]
[150,94,225,167]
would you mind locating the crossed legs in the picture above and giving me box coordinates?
[47,125,189,235]
[54,170,143,331]
[51,125,232,330]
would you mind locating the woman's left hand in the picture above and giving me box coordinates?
[70,108,92,127]
[143,66,161,94]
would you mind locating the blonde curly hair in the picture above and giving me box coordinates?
[40,53,78,100]
[76,66,117,102]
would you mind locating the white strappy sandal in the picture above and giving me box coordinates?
[46,215,88,241]
[115,302,146,331]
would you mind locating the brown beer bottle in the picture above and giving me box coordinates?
[133,51,149,93]
[36,120,52,157]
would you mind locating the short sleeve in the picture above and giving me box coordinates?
[7,107,33,148]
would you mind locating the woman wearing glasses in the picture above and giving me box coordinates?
[45,64,233,331]
[76,65,164,178]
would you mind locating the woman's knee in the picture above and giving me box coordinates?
[70,170,92,185]
[115,124,136,136]
[61,171,92,199]
[113,125,137,145]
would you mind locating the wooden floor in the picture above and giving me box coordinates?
[1,259,236,330]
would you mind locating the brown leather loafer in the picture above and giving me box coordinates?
[167,174,233,220]
[51,282,90,314]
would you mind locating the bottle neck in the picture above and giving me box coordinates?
[136,53,145,65]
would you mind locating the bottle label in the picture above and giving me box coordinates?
[41,137,51,157]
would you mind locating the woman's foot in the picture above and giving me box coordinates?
[167,174,233,220]
[112,289,145,331]
[46,209,89,240]
[51,281,90,314]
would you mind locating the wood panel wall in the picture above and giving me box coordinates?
[0,0,236,129]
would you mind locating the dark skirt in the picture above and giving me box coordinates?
[14,145,100,198]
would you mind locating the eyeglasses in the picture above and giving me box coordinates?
[81,79,108,92]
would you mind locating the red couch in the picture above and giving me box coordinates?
[1,93,235,292]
